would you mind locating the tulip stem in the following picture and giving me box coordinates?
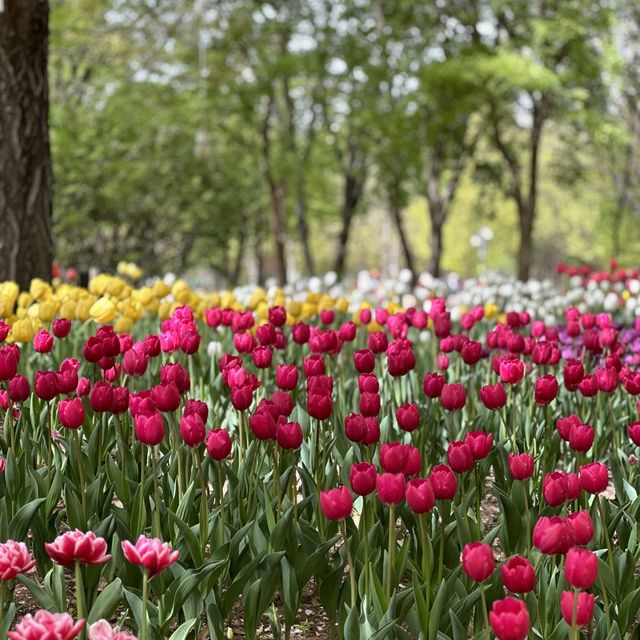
[151,446,162,538]
[217,463,226,544]
[385,505,396,600]
[73,431,87,515]
[597,496,614,573]
[361,497,370,603]
[0,581,5,635]
[437,501,448,587]
[74,561,86,640]
[274,444,281,521]
[474,465,483,539]
[479,581,490,640]
[523,484,531,553]
[570,587,579,640]
[596,574,611,632]
[418,513,431,627]
[195,449,208,552]
[141,569,149,640]
[339,519,356,607]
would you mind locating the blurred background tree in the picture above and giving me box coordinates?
[7,0,637,285]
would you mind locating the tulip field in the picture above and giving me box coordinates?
[1,270,640,640]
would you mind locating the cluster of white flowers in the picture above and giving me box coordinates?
[225,269,640,325]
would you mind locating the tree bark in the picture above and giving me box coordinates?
[260,96,288,285]
[429,219,444,278]
[0,0,53,290]
[387,185,415,284]
[334,152,366,279]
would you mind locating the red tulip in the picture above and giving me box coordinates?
[629,421,640,446]
[406,478,435,514]
[380,442,409,474]
[276,364,299,391]
[122,535,179,579]
[359,391,380,417]
[560,591,594,627]
[206,429,232,460]
[500,556,536,593]
[429,464,457,500]
[354,349,375,374]
[134,411,165,446]
[533,516,574,554]
[8,611,85,640]
[58,398,85,430]
[464,430,493,460]
[499,360,524,385]
[568,423,594,453]
[447,441,473,473]
[0,540,36,581]
[180,413,205,447]
[565,510,594,546]
[564,547,598,589]
[276,421,303,449]
[184,399,208,424]
[349,462,376,496]
[34,370,58,401]
[319,487,353,521]
[344,413,366,443]
[8,375,30,403]
[423,372,446,398]
[358,373,379,393]
[376,473,406,505]
[396,403,420,432]
[556,414,581,441]
[52,318,72,339]
[461,542,494,582]
[579,462,608,494]
[33,329,54,354]
[45,530,111,566]
[479,382,507,410]
[508,453,534,480]
[489,597,530,640]
[151,382,181,413]
[441,383,466,411]
[534,374,558,404]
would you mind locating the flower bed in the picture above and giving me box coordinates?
[0,273,638,639]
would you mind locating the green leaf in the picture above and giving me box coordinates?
[9,498,45,540]
[88,578,123,624]
[168,619,199,640]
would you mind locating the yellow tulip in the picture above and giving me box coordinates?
[256,301,269,321]
[152,279,171,299]
[75,298,94,321]
[11,318,36,343]
[158,302,172,320]
[58,299,77,320]
[38,299,59,322]
[0,282,19,304]
[29,278,51,301]
[0,296,14,318]
[302,302,316,319]
[484,303,499,319]
[114,316,133,333]
[17,292,32,309]
[90,297,117,324]
[335,297,349,313]
[288,300,302,317]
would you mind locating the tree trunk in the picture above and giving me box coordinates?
[517,105,544,281]
[295,178,314,275]
[517,209,534,281]
[268,180,288,285]
[334,172,364,279]
[388,194,415,284]
[0,0,53,290]
[429,220,444,278]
